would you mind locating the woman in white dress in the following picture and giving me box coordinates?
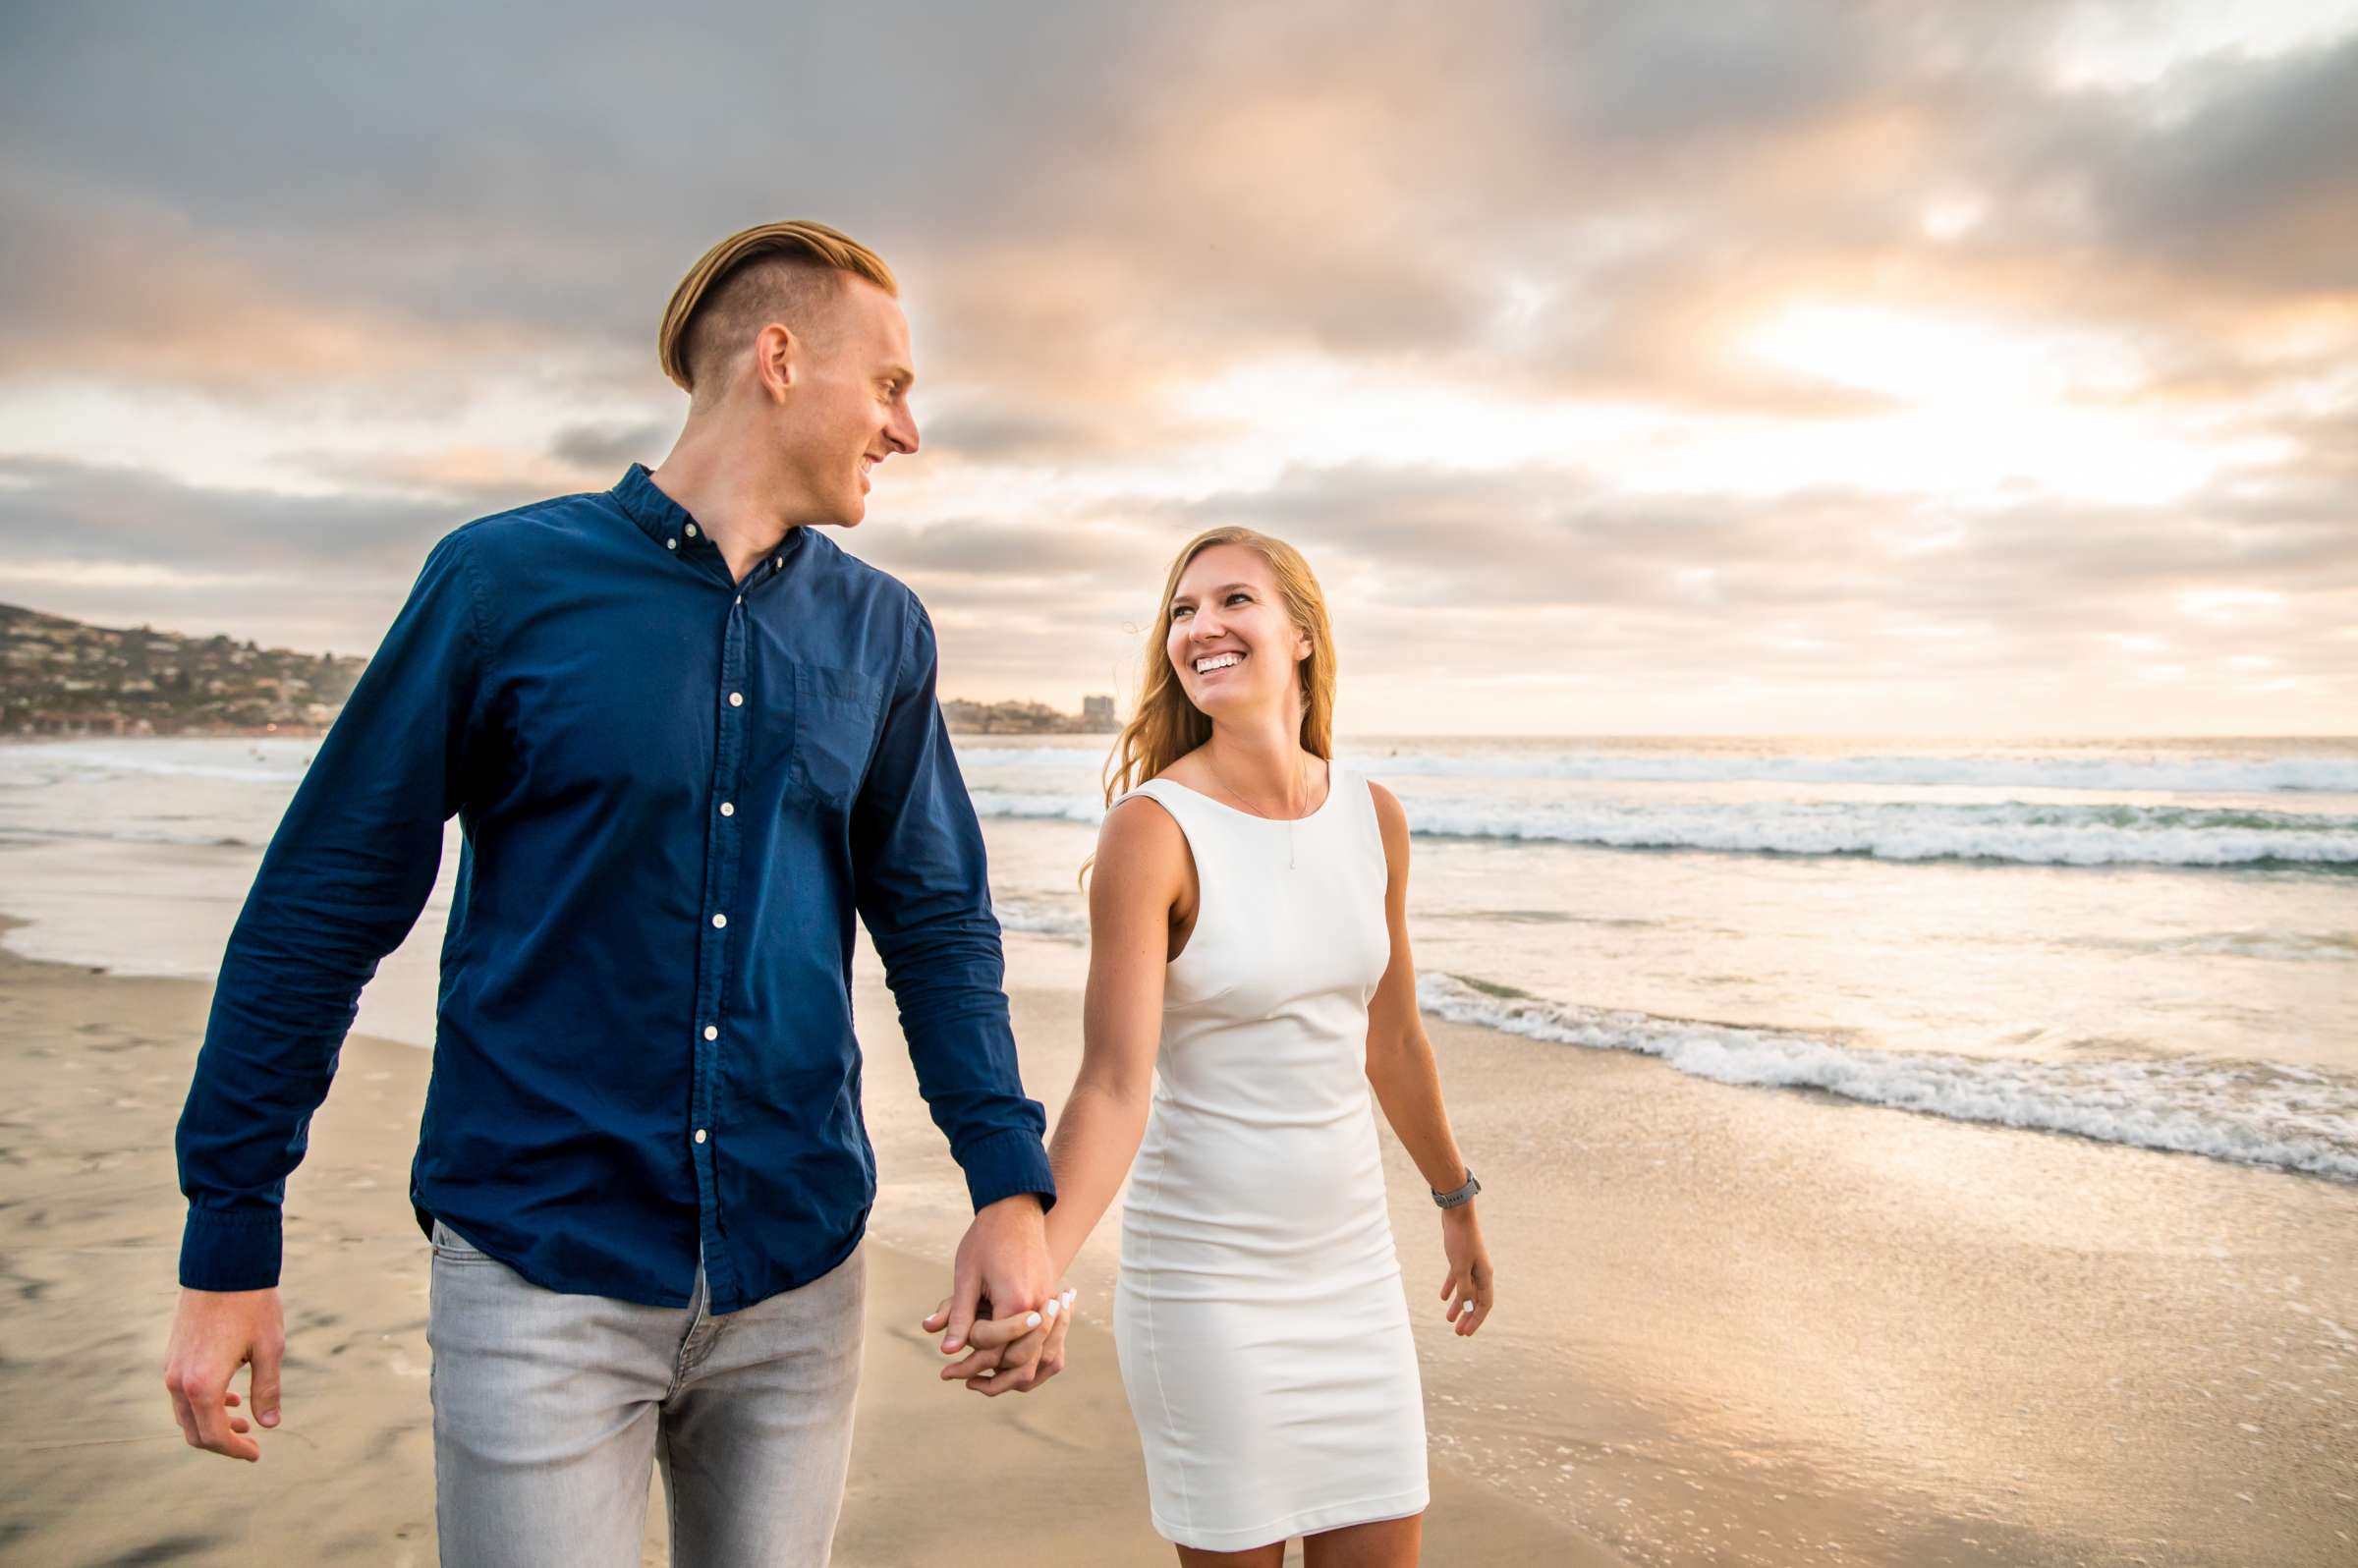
[1009,525,1494,1565]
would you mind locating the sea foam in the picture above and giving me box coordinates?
[1419,974,2358,1183]
[954,745,2358,795]
[965,789,2358,868]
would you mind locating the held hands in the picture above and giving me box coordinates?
[1439,1204,1494,1336]
[923,1283,1077,1394]
[162,1286,286,1462]
[927,1192,1067,1395]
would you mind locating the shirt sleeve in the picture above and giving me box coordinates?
[174,530,487,1291]
[850,592,1056,1214]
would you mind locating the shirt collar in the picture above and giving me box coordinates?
[612,462,698,551]
[611,463,808,573]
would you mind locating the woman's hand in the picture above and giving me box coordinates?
[1438,1205,1493,1336]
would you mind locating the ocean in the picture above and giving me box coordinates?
[972,734,2358,1188]
[4,732,2354,1188]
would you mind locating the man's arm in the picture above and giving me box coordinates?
[849,593,1057,1367]
[165,530,486,1459]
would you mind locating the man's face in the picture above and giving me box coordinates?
[778,277,920,527]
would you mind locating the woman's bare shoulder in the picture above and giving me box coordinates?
[1100,787,1190,858]
[1094,792,1192,916]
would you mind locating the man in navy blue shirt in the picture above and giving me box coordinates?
[162,221,1070,1562]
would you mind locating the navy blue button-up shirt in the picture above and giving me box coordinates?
[175,464,1054,1312]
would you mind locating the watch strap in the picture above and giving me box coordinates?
[1432,1169,1481,1208]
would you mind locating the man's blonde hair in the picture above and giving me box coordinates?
[657,220,898,397]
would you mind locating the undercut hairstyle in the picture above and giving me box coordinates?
[657,220,898,402]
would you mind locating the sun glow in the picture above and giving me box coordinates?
[1161,318,2288,509]
[1743,303,2148,407]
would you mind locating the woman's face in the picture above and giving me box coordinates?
[1165,542,1310,723]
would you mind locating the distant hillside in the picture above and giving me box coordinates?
[2,602,1118,740]
[0,604,365,737]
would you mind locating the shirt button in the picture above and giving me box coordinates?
[719,802,735,816]
[685,523,699,537]
[703,1025,718,1040]
[711,913,727,928]
[728,692,744,707]
[694,1128,707,1145]
[666,537,679,551]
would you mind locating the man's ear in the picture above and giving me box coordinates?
[755,322,797,398]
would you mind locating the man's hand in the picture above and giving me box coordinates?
[163,1287,286,1462]
[933,1194,1056,1385]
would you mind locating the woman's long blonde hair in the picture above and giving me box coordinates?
[1079,527,1337,885]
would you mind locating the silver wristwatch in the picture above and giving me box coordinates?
[1431,1169,1480,1208]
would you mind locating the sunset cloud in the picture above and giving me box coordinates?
[2,0,2351,733]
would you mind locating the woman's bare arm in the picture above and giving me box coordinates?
[1041,796,1188,1277]
[1364,782,1469,1188]
[932,796,1186,1391]
[1364,780,1495,1334]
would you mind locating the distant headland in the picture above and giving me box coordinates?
[2,604,364,738]
[3,603,1116,740]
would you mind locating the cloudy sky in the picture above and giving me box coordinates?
[3,1,2353,736]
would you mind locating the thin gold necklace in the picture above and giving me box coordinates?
[1207,750,1310,869]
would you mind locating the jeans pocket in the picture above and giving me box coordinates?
[431,1219,498,1264]
[791,664,884,809]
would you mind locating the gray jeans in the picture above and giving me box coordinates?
[426,1220,866,1568]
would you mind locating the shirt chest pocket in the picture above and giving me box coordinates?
[791,664,885,809]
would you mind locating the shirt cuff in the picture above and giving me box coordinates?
[180,1205,283,1292]
[958,1128,1057,1215]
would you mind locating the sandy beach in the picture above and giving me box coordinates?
[6,885,2357,1564]
[0,922,1605,1567]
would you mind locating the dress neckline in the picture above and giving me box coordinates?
[1149,758,1342,824]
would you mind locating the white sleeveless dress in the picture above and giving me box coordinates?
[1109,759,1429,1551]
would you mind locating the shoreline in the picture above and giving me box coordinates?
[0,924,1610,1566]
